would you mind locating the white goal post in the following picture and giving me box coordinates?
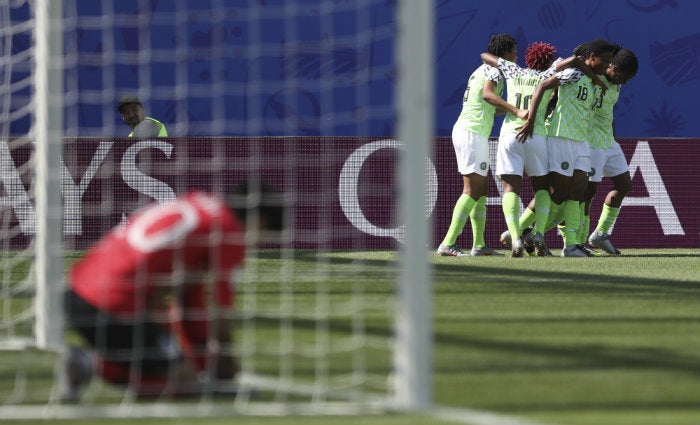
[0,0,433,418]
[395,0,433,411]
[0,0,63,353]
[33,0,65,352]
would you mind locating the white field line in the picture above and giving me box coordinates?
[431,405,560,425]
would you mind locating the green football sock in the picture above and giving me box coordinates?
[595,204,620,234]
[577,202,587,244]
[563,200,580,247]
[441,194,476,246]
[518,206,537,230]
[470,196,487,248]
[532,190,551,235]
[544,201,564,232]
[579,210,590,244]
[502,192,521,239]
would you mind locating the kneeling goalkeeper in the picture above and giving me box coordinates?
[63,181,284,401]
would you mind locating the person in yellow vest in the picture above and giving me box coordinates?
[118,94,168,137]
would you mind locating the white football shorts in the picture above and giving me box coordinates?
[547,135,590,176]
[496,133,548,178]
[588,143,629,183]
[451,125,490,176]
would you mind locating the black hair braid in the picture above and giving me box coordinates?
[573,42,590,57]
[585,38,617,56]
[487,34,517,57]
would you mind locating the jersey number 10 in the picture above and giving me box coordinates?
[514,92,532,110]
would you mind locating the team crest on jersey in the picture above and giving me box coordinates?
[561,162,569,170]
[480,162,487,170]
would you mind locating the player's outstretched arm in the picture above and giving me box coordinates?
[479,52,499,68]
[552,55,581,72]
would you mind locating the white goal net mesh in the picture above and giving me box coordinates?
[0,0,431,418]
[1,0,44,352]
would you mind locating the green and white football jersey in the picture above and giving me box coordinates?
[453,64,503,137]
[590,77,620,150]
[545,68,600,142]
[495,57,559,137]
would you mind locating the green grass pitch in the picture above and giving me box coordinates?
[1,248,699,425]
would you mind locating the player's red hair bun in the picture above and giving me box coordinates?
[525,42,557,71]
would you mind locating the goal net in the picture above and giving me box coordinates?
[0,0,432,418]
[0,0,35,351]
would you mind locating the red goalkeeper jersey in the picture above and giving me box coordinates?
[70,191,245,317]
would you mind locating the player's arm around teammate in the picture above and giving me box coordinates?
[480,43,596,256]
[516,40,616,257]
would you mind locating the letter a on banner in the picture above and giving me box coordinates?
[621,141,684,235]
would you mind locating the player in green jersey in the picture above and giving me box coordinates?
[585,48,639,254]
[517,39,616,257]
[437,34,521,257]
[481,42,603,257]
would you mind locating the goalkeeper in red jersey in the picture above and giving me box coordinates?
[62,182,284,401]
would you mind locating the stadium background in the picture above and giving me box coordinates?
[4,1,699,249]
[8,0,700,138]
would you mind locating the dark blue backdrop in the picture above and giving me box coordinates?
[434,0,700,138]
[9,0,700,137]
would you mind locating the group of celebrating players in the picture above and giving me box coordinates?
[437,34,639,258]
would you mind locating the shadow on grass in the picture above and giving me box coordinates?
[248,249,700,381]
[255,249,700,294]
[250,312,700,376]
